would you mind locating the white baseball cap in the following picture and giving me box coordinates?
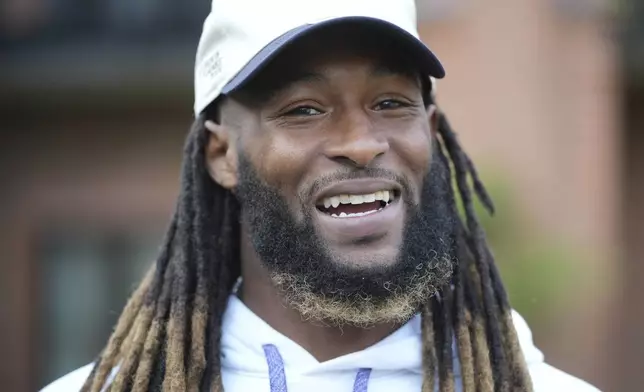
[194,0,445,115]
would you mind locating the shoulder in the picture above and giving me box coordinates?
[40,363,95,392]
[512,311,602,392]
[529,362,602,392]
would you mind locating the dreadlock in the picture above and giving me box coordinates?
[81,92,533,391]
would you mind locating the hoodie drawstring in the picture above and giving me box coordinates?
[352,368,372,392]
[263,344,288,392]
[262,344,373,392]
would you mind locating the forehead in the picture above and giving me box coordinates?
[231,24,425,101]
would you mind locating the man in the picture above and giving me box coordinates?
[43,0,600,391]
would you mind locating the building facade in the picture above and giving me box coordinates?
[1,1,632,391]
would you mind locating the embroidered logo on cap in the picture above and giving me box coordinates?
[201,52,222,79]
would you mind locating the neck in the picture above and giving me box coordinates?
[238,226,401,362]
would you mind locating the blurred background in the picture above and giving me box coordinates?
[0,0,641,391]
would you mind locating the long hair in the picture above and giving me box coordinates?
[81,99,533,392]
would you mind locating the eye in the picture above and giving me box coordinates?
[283,106,324,117]
[374,99,409,111]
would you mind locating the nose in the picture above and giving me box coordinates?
[324,112,389,167]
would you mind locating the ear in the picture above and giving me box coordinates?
[205,120,238,189]
[427,104,439,139]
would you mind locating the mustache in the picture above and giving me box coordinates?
[303,167,414,204]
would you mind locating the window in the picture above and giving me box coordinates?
[2,0,210,48]
[36,226,161,386]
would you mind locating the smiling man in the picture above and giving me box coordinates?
[42,1,600,391]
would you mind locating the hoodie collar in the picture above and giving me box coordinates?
[220,289,543,380]
[220,294,428,376]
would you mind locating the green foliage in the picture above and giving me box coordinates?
[455,169,579,327]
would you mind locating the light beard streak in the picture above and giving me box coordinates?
[236,149,456,327]
[270,254,453,327]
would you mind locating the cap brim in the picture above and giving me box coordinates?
[221,16,445,95]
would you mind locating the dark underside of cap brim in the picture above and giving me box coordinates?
[222,16,445,95]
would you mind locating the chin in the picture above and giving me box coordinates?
[326,245,402,270]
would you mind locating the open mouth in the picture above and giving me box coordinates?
[316,189,400,218]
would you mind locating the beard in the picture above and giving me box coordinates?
[235,145,456,327]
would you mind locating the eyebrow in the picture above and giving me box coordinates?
[371,62,421,83]
[243,70,328,104]
[287,63,417,82]
[278,64,418,91]
[275,71,328,91]
[245,60,421,105]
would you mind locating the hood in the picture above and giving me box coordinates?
[220,295,545,378]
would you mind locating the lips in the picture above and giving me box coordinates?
[312,179,404,240]
[317,189,397,218]
[315,179,401,203]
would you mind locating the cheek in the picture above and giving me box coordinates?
[391,124,433,180]
[242,130,317,210]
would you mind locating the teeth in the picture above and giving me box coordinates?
[331,209,382,218]
[374,190,390,203]
[349,195,364,204]
[321,189,394,209]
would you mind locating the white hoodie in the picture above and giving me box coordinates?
[42,295,600,392]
